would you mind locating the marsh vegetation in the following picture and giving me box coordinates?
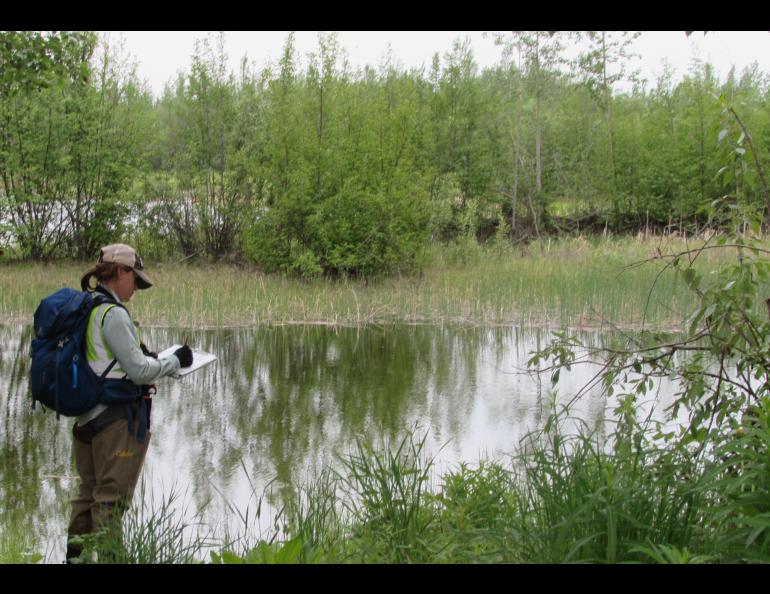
[0,236,754,329]
[2,30,770,563]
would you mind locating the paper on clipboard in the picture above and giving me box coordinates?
[158,345,217,378]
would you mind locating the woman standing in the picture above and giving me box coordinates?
[65,243,193,563]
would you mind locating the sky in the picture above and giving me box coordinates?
[106,31,770,99]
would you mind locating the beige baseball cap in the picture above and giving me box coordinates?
[98,243,153,289]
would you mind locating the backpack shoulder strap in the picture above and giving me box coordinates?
[91,290,128,317]
[86,292,131,378]
[96,303,119,329]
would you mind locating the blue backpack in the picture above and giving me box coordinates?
[29,288,140,418]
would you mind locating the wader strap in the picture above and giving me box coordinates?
[125,397,149,443]
[54,349,61,420]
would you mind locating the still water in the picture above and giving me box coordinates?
[0,323,681,561]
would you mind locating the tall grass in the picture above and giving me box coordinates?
[70,481,214,564]
[1,235,756,328]
[335,431,437,563]
[430,460,519,562]
[503,412,706,563]
[0,514,42,563]
[699,401,770,562]
[284,469,346,562]
[202,405,761,564]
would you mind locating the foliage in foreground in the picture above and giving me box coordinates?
[52,400,768,564]
[525,227,770,562]
[66,484,213,564]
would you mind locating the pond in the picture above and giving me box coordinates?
[0,323,683,561]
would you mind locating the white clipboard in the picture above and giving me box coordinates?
[158,344,217,378]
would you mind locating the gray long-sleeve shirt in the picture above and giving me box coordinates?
[76,286,181,426]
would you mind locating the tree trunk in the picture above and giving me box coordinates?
[698,90,706,203]
[511,48,522,234]
[535,93,542,196]
[601,32,618,221]
[728,106,770,225]
[534,33,542,196]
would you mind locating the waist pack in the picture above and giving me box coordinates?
[29,288,141,418]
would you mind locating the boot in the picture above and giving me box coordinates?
[65,541,83,564]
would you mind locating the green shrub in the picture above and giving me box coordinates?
[242,181,429,279]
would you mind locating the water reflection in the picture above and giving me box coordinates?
[0,323,680,561]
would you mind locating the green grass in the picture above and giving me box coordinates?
[0,514,42,564]
[66,481,214,564]
[335,431,437,563]
[502,417,705,563]
[0,235,755,329]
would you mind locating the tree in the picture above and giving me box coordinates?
[241,32,431,277]
[153,32,253,258]
[0,31,127,259]
[577,31,641,223]
[505,31,566,238]
[0,31,95,96]
[64,35,152,259]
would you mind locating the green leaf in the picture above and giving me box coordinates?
[688,309,704,336]
[214,550,245,564]
[274,536,303,563]
[718,129,729,143]
[682,267,696,287]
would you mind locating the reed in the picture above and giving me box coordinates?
[1,235,756,329]
[284,469,346,561]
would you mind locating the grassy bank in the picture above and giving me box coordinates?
[0,235,755,329]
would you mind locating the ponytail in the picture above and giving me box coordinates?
[81,262,121,292]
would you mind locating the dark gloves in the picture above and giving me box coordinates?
[173,344,193,368]
[140,342,158,359]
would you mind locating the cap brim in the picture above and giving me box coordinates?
[135,269,153,290]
